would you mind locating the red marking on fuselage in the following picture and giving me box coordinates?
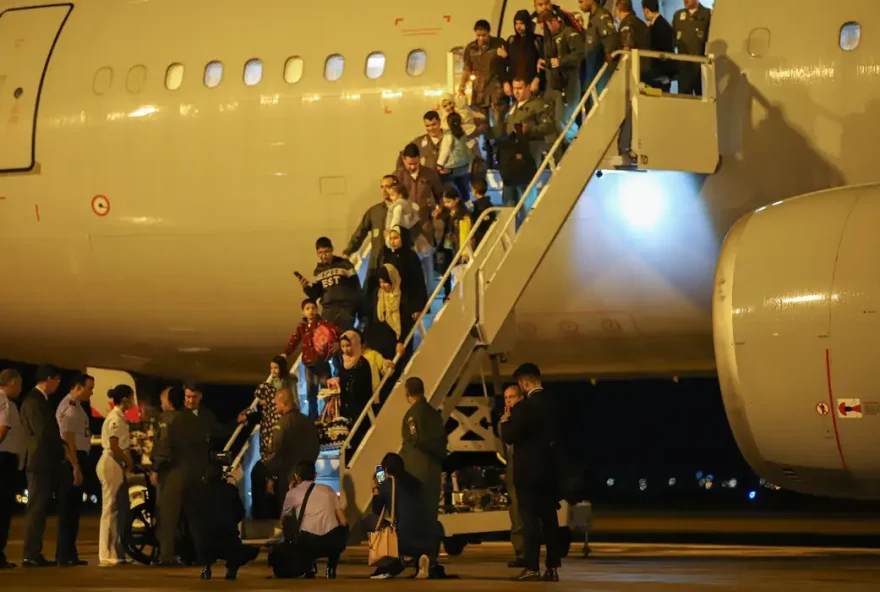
[34,204,40,221]
[825,349,848,470]
[394,17,404,26]
[443,15,451,22]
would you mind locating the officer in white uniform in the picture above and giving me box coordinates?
[97,385,135,566]
[55,373,94,566]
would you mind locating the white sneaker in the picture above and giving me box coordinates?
[99,560,119,567]
[370,572,392,580]
[415,555,430,580]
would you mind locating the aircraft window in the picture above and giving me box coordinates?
[204,61,224,88]
[365,52,386,80]
[165,64,184,91]
[284,57,304,84]
[325,54,345,81]
[840,22,861,51]
[126,65,147,94]
[451,47,464,77]
[407,50,427,77]
[244,59,263,86]
[93,67,114,96]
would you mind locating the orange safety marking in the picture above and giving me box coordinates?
[91,194,111,217]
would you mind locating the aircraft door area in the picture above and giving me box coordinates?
[0,4,72,173]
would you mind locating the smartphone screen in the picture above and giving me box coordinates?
[376,465,386,484]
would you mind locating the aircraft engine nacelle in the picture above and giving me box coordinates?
[714,184,880,500]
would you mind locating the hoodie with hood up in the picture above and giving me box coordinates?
[505,9,544,85]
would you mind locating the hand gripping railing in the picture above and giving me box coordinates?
[338,205,510,473]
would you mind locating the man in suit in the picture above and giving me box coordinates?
[643,0,675,92]
[265,388,320,506]
[0,368,24,569]
[19,364,63,567]
[152,386,210,566]
[500,363,562,582]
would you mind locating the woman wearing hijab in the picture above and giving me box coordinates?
[338,330,373,422]
[367,263,420,363]
[382,226,430,313]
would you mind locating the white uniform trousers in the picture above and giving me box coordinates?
[97,453,130,564]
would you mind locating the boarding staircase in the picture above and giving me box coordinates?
[229,50,719,542]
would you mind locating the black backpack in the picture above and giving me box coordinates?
[268,483,315,579]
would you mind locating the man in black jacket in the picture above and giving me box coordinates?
[643,0,675,92]
[502,10,544,97]
[19,365,63,567]
[500,363,562,582]
[301,237,362,331]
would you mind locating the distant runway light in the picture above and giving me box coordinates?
[668,478,676,486]
[606,478,615,487]
[748,490,757,500]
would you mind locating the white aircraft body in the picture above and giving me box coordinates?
[2,0,880,499]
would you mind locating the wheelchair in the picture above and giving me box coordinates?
[123,465,198,566]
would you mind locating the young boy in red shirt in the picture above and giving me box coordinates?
[282,299,341,419]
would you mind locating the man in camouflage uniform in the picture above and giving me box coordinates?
[578,0,620,104]
[460,19,508,167]
[543,12,585,143]
[673,0,712,95]
[500,77,558,226]
[152,386,209,566]
[399,377,446,532]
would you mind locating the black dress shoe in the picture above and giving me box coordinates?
[224,566,239,581]
[326,566,337,579]
[542,567,560,582]
[507,557,526,568]
[59,559,88,567]
[200,567,212,580]
[23,557,56,568]
[515,569,541,581]
[0,560,17,569]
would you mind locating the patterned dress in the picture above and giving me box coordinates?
[256,379,284,462]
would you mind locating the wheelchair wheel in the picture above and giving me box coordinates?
[125,502,159,565]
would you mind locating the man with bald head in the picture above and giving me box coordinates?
[265,388,320,505]
[501,385,526,568]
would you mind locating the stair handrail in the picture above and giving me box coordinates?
[339,205,509,472]
[477,53,622,272]
[479,48,714,275]
[336,54,634,480]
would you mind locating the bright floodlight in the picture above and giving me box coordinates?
[618,174,665,229]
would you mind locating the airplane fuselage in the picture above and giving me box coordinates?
[0,0,876,383]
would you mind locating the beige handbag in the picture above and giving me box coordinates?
[368,476,399,566]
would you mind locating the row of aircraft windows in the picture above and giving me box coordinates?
[92,49,467,95]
